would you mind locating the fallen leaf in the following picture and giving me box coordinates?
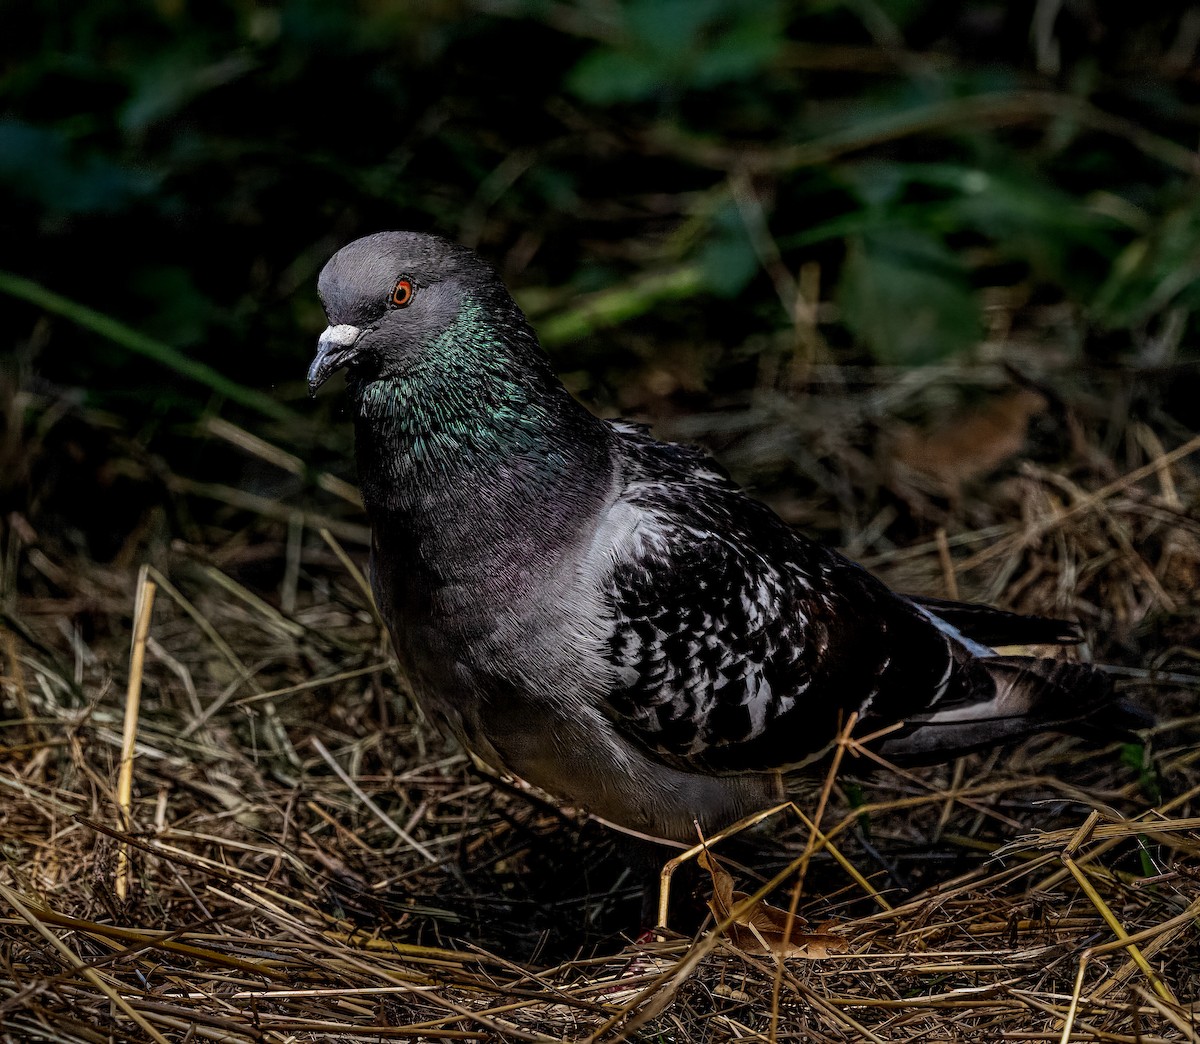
[699,850,849,959]
[888,388,1047,499]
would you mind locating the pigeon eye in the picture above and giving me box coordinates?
[390,278,415,308]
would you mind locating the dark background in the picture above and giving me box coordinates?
[4,0,1199,570]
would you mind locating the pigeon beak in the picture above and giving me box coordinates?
[309,324,363,395]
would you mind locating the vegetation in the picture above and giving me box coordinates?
[1,2,1198,1040]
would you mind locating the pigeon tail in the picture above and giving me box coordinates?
[877,656,1142,761]
[910,594,1083,646]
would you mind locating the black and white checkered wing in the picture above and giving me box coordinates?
[598,433,963,774]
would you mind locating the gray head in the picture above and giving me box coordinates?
[308,231,532,394]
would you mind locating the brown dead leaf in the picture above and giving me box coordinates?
[888,388,1047,498]
[699,850,849,959]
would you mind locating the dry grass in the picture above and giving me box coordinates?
[2,363,1199,1042]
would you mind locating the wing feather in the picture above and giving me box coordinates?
[599,431,964,773]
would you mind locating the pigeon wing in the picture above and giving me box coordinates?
[599,476,962,775]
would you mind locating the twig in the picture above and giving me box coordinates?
[116,566,156,901]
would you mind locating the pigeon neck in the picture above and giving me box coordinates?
[348,304,614,595]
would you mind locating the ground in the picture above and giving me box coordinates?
[2,351,1199,1042]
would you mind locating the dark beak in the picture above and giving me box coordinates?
[308,324,363,395]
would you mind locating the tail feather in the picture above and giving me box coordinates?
[878,655,1143,761]
[909,594,1083,646]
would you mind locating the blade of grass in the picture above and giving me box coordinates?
[0,269,296,422]
[116,566,156,901]
[532,264,705,346]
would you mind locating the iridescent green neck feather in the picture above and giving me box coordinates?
[347,293,613,588]
[354,295,563,474]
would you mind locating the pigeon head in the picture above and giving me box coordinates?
[309,231,531,395]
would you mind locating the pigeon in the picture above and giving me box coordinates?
[308,230,1140,845]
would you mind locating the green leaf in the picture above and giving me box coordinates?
[566,49,669,105]
[566,0,784,103]
[698,200,760,297]
[684,8,784,88]
[120,53,257,134]
[625,0,720,51]
[0,120,156,215]
[1093,201,1200,328]
[1120,743,1161,804]
[842,780,871,836]
[838,228,984,364]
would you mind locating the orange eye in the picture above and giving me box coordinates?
[390,278,414,308]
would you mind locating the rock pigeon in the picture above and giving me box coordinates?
[308,231,1138,845]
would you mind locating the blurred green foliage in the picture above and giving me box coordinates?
[1,0,1198,424]
[566,0,789,103]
